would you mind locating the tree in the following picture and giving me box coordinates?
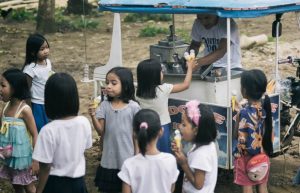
[67,0,92,15]
[36,0,55,33]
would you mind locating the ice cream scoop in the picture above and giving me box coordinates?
[184,50,195,62]
[91,96,101,108]
[174,129,182,148]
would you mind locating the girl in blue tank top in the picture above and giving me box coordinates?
[0,68,38,193]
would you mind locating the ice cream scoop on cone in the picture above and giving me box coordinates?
[90,96,101,108]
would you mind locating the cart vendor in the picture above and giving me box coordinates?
[189,14,242,71]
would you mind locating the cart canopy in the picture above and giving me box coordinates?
[99,0,300,18]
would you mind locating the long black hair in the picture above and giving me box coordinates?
[45,73,79,120]
[187,104,217,149]
[133,109,161,156]
[136,59,162,99]
[22,33,49,70]
[241,69,273,156]
[2,68,31,100]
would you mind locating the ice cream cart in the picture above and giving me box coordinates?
[94,0,300,169]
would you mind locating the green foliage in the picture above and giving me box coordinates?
[139,26,168,37]
[54,8,100,31]
[9,8,36,21]
[124,13,172,22]
[5,7,99,31]
[177,29,191,43]
[268,36,276,42]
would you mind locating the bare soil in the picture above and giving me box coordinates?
[0,3,300,192]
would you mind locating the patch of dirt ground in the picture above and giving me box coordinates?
[0,4,300,193]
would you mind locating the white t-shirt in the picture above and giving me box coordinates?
[32,116,92,178]
[23,59,54,104]
[118,153,179,193]
[183,142,218,193]
[136,83,173,125]
[191,18,241,69]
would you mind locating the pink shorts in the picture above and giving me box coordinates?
[233,155,270,186]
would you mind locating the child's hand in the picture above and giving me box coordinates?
[88,103,96,117]
[171,141,187,166]
[186,59,197,71]
[31,159,39,176]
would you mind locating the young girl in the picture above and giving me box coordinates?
[118,109,179,193]
[32,73,92,193]
[136,59,195,153]
[22,33,54,132]
[88,67,140,193]
[172,100,218,193]
[0,68,38,193]
[233,69,273,193]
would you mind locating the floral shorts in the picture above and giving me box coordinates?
[0,165,37,185]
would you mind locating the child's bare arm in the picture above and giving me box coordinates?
[22,106,40,175]
[36,162,51,193]
[132,134,139,155]
[25,75,33,106]
[171,183,175,192]
[88,104,105,136]
[91,116,105,136]
[171,142,205,190]
[181,165,205,190]
[22,106,38,148]
[122,182,132,193]
[171,59,196,93]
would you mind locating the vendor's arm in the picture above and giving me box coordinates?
[171,59,196,93]
[189,40,201,56]
[195,38,227,69]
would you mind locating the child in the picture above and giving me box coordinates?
[32,73,92,193]
[172,100,218,193]
[22,33,54,132]
[118,109,179,193]
[88,67,140,193]
[136,58,195,153]
[233,69,273,193]
[0,68,38,193]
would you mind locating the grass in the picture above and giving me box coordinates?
[139,25,168,37]
[5,8,100,32]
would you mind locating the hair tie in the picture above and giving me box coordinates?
[140,122,148,130]
[185,100,201,126]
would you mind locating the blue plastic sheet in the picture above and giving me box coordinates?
[99,0,300,18]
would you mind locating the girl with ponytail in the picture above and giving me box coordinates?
[118,109,179,193]
[233,69,273,193]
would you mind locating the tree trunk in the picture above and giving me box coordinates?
[67,0,92,15]
[36,0,55,33]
